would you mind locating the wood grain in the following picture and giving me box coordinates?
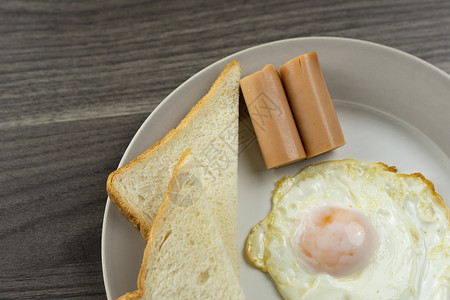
[1,0,449,298]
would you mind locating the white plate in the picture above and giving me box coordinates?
[101,37,450,299]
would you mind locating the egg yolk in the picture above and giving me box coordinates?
[296,206,376,277]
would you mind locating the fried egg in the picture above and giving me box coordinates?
[246,159,450,300]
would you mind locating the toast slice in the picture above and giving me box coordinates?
[107,61,241,273]
[118,150,246,300]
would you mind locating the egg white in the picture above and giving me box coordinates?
[246,159,450,300]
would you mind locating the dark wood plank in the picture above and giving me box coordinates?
[1,114,147,298]
[1,0,449,298]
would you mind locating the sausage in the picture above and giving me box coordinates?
[280,52,345,158]
[240,64,306,169]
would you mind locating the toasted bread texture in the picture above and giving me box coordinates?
[118,150,246,300]
[107,61,241,273]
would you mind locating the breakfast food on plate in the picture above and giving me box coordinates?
[107,61,241,273]
[118,150,246,300]
[240,52,345,169]
[240,64,306,169]
[246,159,450,300]
[280,52,345,157]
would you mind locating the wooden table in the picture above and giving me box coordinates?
[1,0,449,298]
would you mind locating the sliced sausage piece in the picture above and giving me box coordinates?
[240,64,306,169]
[280,52,345,158]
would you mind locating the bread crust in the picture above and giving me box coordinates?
[106,61,241,240]
[118,149,246,299]
[138,149,193,299]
